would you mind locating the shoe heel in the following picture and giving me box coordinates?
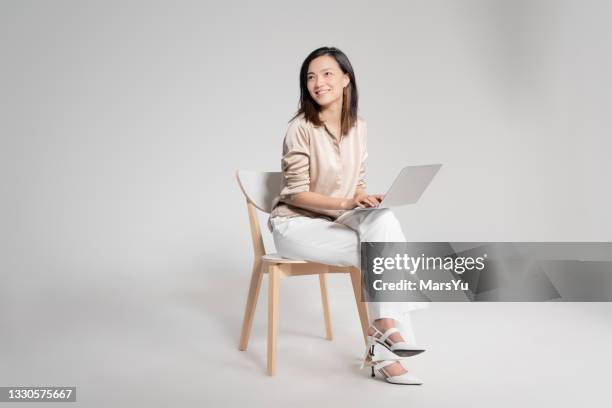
[361,343,376,370]
[369,343,376,379]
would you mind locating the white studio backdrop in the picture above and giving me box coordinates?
[1,0,610,360]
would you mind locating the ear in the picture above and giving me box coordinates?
[343,74,350,88]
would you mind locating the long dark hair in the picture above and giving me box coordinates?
[291,46,359,136]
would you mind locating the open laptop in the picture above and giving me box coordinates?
[353,164,442,211]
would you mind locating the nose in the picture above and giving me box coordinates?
[314,74,325,89]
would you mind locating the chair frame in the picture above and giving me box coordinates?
[236,170,369,376]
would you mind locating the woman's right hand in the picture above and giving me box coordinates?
[342,194,384,210]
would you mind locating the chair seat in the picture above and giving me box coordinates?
[261,253,308,264]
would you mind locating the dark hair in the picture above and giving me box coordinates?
[291,46,358,136]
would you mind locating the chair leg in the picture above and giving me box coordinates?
[318,273,333,341]
[349,267,370,344]
[239,260,263,351]
[267,264,281,376]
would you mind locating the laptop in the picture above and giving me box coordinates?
[353,164,442,211]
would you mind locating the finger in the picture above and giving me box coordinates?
[367,196,378,207]
[353,199,365,208]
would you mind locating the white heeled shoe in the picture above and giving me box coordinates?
[368,326,425,358]
[371,360,424,385]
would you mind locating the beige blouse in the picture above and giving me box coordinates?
[268,113,368,230]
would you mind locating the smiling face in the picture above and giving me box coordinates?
[306,55,350,110]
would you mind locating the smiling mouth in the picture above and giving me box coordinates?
[315,89,331,96]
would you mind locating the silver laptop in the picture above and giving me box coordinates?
[354,164,442,211]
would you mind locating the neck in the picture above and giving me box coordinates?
[319,99,342,124]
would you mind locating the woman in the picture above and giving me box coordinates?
[268,46,426,385]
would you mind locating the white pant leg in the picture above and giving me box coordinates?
[336,208,428,330]
[271,216,360,267]
[271,211,426,342]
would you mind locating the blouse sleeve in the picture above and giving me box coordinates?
[357,120,368,190]
[279,123,311,200]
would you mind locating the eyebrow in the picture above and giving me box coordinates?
[307,68,334,75]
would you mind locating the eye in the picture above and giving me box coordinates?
[325,72,332,76]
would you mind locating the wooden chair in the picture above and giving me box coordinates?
[236,170,369,376]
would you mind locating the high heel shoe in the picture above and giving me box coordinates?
[370,360,424,385]
[368,326,425,358]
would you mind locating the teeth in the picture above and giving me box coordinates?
[316,89,330,95]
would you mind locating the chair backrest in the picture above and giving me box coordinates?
[236,170,282,259]
[236,171,282,213]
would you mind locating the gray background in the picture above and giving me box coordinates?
[1,0,611,407]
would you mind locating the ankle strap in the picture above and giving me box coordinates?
[369,325,384,338]
[378,327,400,343]
[370,326,400,341]
[373,360,397,378]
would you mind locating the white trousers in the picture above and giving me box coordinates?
[270,208,427,342]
